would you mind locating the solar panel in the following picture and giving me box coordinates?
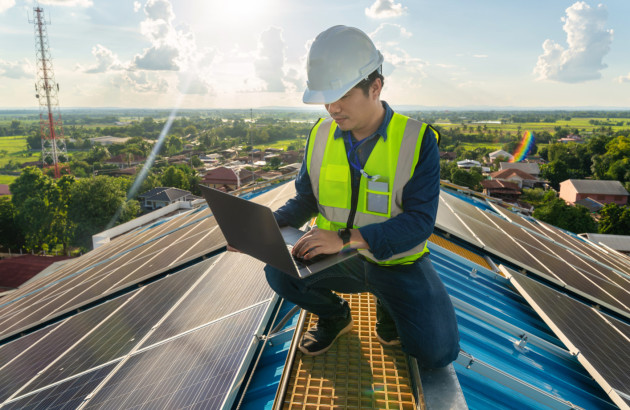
[436,191,630,319]
[0,215,223,341]
[83,303,269,409]
[144,252,275,346]
[0,295,131,403]
[436,194,484,247]
[19,258,217,396]
[508,268,630,410]
[2,363,118,410]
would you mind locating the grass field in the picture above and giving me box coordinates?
[436,117,630,136]
[253,138,307,151]
[0,174,16,184]
[0,136,40,167]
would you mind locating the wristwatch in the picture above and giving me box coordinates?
[337,228,351,245]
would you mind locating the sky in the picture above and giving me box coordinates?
[1,0,630,110]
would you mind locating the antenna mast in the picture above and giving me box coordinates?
[30,3,66,178]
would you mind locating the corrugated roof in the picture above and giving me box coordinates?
[564,179,630,196]
[584,233,630,252]
[499,162,540,175]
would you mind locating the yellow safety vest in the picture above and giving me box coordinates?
[306,112,439,265]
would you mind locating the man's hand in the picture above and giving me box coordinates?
[292,227,342,259]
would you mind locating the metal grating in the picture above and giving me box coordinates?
[282,292,418,409]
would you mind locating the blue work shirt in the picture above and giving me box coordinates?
[274,101,440,261]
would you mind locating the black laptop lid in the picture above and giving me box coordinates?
[199,185,299,276]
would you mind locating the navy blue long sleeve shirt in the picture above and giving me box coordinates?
[274,101,440,261]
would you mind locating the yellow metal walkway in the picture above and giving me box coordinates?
[280,292,420,409]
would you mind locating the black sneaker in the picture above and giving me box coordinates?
[299,312,353,356]
[375,298,401,346]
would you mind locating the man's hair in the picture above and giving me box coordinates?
[354,68,384,97]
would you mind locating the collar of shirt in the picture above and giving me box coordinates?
[333,100,394,142]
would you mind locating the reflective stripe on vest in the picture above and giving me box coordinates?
[306,113,437,265]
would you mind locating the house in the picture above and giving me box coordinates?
[89,136,131,146]
[456,159,481,169]
[137,187,199,210]
[104,154,146,169]
[480,179,521,202]
[0,184,10,196]
[201,166,256,191]
[278,163,301,175]
[489,168,541,189]
[499,162,540,178]
[575,197,605,213]
[280,150,302,164]
[0,255,70,291]
[559,179,629,206]
[488,150,513,163]
[439,151,457,161]
[558,134,584,144]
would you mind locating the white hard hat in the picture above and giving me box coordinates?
[303,25,383,104]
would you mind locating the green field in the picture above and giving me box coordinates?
[253,138,307,151]
[0,136,40,167]
[0,174,16,184]
[436,117,630,136]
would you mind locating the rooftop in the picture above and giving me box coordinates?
[0,181,627,409]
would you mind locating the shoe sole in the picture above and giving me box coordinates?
[374,330,401,346]
[299,319,354,356]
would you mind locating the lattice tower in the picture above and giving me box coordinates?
[31,4,66,178]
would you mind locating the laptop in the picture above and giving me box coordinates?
[199,184,357,279]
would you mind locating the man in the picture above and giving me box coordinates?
[263,25,460,368]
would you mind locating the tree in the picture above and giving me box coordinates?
[598,203,630,235]
[9,167,74,252]
[0,197,25,250]
[161,166,190,190]
[533,199,598,234]
[541,160,571,190]
[68,176,139,249]
[450,168,483,191]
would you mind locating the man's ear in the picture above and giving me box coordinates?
[370,78,383,100]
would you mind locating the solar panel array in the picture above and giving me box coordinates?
[507,267,630,410]
[436,188,630,409]
[437,191,630,319]
[0,181,297,409]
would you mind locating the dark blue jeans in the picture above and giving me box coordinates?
[265,254,460,368]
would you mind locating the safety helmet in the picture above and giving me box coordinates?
[303,25,383,104]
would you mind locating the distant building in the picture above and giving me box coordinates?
[105,154,146,169]
[278,163,301,175]
[575,197,605,213]
[0,184,10,196]
[90,136,131,146]
[0,255,70,291]
[201,166,256,191]
[558,135,584,144]
[457,159,481,169]
[499,162,540,178]
[481,179,521,202]
[138,187,199,210]
[559,179,629,206]
[439,151,457,161]
[488,150,513,163]
[489,168,541,189]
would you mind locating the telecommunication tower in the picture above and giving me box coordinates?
[30,3,66,178]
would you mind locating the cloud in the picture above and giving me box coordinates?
[473,54,488,59]
[615,73,630,83]
[133,1,141,12]
[134,44,179,70]
[80,44,125,73]
[0,59,33,79]
[534,1,613,83]
[0,0,15,13]
[365,0,406,19]
[254,27,288,92]
[370,23,412,46]
[143,0,173,21]
[111,70,169,93]
[38,0,94,7]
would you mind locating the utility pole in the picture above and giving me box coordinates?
[30,2,66,178]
